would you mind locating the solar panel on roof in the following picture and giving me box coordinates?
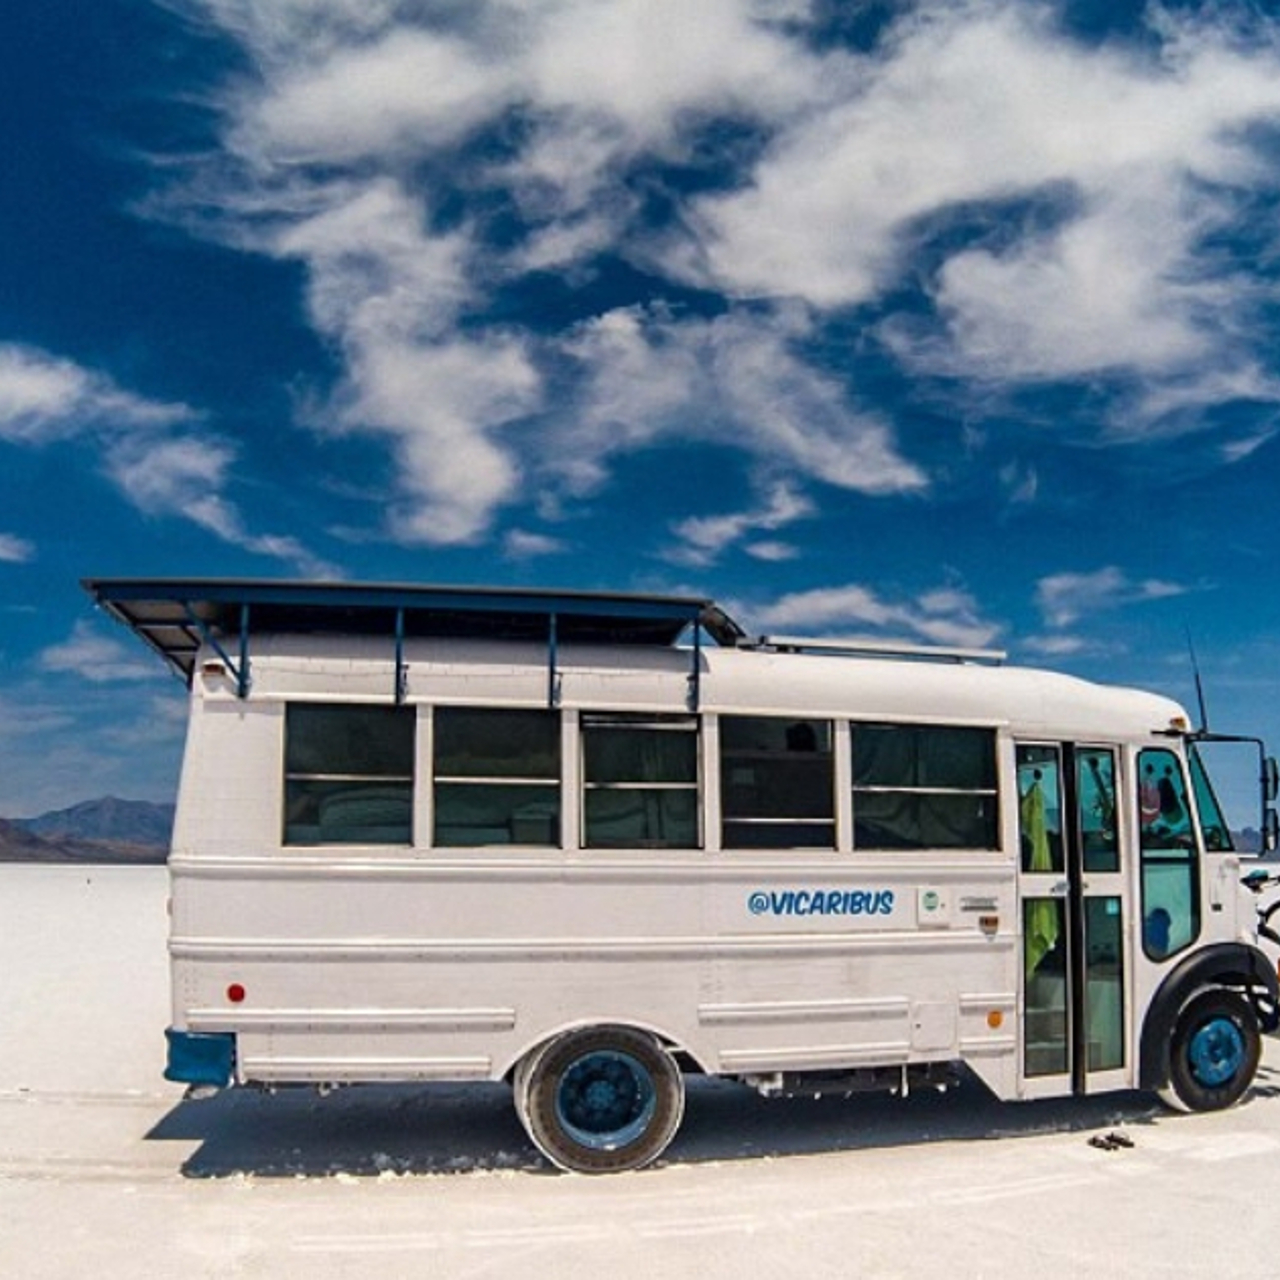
[80,578,746,687]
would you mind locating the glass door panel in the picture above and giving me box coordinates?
[1023,896,1068,1077]
[1018,742,1128,1092]
[1018,745,1070,1081]
[1084,896,1125,1071]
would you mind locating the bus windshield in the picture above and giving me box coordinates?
[1189,744,1233,852]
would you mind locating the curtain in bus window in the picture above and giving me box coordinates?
[853,791,996,849]
[433,708,560,847]
[852,725,998,850]
[720,716,835,849]
[582,715,699,849]
[284,704,415,846]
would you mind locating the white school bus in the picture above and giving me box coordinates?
[85,578,1280,1173]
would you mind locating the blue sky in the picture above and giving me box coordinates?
[3,0,1280,823]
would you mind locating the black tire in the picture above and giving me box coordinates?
[516,1026,685,1173]
[1162,987,1261,1113]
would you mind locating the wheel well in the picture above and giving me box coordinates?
[1139,944,1278,1090]
[501,1022,708,1083]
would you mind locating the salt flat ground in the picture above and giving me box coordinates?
[3,866,1280,1279]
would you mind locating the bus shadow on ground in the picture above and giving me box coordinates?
[144,1060,1230,1179]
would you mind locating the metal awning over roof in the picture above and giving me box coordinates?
[81,578,745,705]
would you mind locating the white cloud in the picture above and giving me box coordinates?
[349,336,540,546]
[523,0,829,144]
[667,480,813,567]
[105,434,343,577]
[745,581,1002,650]
[1035,566,1190,629]
[0,343,339,577]
[159,0,1280,547]
[165,1,918,542]
[271,179,543,545]
[240,28,505,166]
[38,622,160,684]
[0,533,35,563]
[744,539,800,562]
[1020,633,1094,658]
[999,461,1038,505]
[685,5,1280,299]
[562,305,927,499]
[274,180,475,336]
[0,343,191,444]
[678,2,1280,424]
[503,529,568,558]
[0,690,74,741]
[930,184,1218,379]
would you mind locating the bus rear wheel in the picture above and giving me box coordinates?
[1161,987,1261,1113]
[516,1026,685,1173]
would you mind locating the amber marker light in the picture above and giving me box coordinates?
[987,1010,1004,1030]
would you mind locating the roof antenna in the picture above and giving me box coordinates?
[1186,628,1209,733]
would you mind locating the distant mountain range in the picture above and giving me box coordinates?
[0,797,174,864]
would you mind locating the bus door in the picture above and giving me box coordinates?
[1017,743,1128,1097]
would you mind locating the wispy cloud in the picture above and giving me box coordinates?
[150,0,1280,548]
[503,528,568,558]
[37,621,160,684]
[0,681,185,814]
[159,1,925,544]
[743,581,1003,650]
[0,343,339,576]
[0,343,192,443]
[560,306,927,499]
[744,539,801,563]
[1035,565,1190,629]
[689,6,1280,409]
[666,480,814,567]
[0,532,35,563]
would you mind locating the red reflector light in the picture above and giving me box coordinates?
[226,983,246,1004]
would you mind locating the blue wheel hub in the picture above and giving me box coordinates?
[1187,1016,1245,1088]
[556,1050,657,1151]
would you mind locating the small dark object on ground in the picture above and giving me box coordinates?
[1088,1130,1135,1151]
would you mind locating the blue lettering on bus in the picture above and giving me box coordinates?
[748,889,895,917]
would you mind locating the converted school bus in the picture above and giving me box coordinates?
[85,578,1280,1172]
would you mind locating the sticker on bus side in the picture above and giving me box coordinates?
[746,888,897,919]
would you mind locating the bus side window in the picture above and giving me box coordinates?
[720,716,834,849]
[433,707,561,847]
[1137,748,1200,960]
[582,713,699,849]
[284,703,415,846]
[853,725,998,851]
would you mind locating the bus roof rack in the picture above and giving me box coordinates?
[754,635,1007,665]
[81,578,748,705]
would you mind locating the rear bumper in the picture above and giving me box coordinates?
[164,1029,236,1087]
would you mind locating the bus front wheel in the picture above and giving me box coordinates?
[1161,987,1261,1113]
[516,1026,685,1173]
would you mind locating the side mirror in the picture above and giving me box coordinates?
[1266,757,1279,805]
[1266,807,1280,854]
